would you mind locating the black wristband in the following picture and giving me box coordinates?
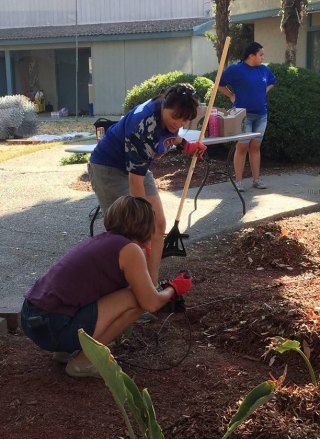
[175,138,187,151]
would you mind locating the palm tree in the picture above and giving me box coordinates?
[280,0,308,65]
[214,0,232,63]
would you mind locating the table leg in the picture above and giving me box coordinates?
[226,143,246,215]
[193,143,246,215]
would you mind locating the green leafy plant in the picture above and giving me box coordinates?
[265,336,318,386]
[263,63,320,163]
[123,71,213,113]
[78,329,163,439]
[222,369,286,439]
[60,152,89,165]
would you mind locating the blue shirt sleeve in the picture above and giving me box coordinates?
[220,64,238,87]
[124,114,158,176]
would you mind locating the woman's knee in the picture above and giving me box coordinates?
[236,143,249,154]
[249,140,261,153]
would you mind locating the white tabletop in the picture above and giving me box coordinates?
[64,129,261,154]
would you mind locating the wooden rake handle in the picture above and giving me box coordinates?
[174,36,231,222]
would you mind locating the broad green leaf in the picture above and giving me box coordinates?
[142,389,164,439]
[221,381,276,439]
[270,338,318,386]
[122,372,149,433]
[79,330,164,438]
[273,338,301,354]
[78,329,127,406]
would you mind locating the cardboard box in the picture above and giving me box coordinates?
[217,108,246,137]
[184,105,246,137]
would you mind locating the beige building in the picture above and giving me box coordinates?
[230,0,320,70]
[0,0,319,115]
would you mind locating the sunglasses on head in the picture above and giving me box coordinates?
[166,85,198,97]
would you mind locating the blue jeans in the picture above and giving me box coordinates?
[242,113,267,144]
[21,299,97,353]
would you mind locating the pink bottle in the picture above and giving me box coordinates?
[208,108,219,137]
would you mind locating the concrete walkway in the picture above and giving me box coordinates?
[0,143,319,314]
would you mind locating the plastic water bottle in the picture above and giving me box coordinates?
[208,108,219,137]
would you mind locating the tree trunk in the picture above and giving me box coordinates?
[214,0,231,63]
[280,0,308,65]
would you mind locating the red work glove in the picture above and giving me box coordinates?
[166,271,192,296]
[183,141,207,158]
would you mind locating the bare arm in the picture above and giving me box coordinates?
[119,243,175,312]
[266,84,274,93]
[218,86,235,104]
[128,172,146,198]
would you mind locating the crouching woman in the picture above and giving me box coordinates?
[21,196,192,378]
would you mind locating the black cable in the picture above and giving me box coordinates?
[114,311,192,371]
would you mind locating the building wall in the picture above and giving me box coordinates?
[254,17,308,68]
[192,35,217,75]
[231,0,279,15]
[0,0,211,29]
[92,35,216,115]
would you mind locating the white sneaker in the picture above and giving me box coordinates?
[253,179,267,189]
[65,358,101,378]
[235,181,245,192]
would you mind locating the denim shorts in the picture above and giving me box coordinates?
[20,299,98,353]
[88,163,158,214]
[242,113,267,144]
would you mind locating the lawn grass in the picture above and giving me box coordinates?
[0,136,95,164]
[0,141,65,163]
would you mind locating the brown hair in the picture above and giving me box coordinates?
[104,196,155,243]
[153,82,200,121]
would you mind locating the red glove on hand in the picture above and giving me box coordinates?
[183,141,207,158]
[166,271,192,296]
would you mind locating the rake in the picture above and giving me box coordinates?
[162,36,231,259]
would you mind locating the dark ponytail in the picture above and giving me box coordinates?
[241,42,263,61]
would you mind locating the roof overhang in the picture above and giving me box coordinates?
[0,18,214,48]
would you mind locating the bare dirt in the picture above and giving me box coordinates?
[1,121,320,438]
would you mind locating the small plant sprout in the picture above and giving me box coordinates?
[221,368,287,439]
[78,329,164,439]
[265,337,318,387]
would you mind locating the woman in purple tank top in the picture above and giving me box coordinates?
[21,196,193,378]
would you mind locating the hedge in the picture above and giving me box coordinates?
[123,71,213,114]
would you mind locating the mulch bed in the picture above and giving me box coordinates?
[1,132,320,438]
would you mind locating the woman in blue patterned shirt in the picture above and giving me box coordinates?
[89,83,206,285]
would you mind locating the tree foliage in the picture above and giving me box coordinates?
[206,1,253,63]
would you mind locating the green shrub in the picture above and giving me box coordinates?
[263,63,320,163]
[60,152,89,165]
[123,71,213,113]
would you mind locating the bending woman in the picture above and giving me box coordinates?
[21,196,192,378]
[88,83,206,285]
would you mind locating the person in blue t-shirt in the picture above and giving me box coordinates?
[218,42,276,192]
[89,83,206,286]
